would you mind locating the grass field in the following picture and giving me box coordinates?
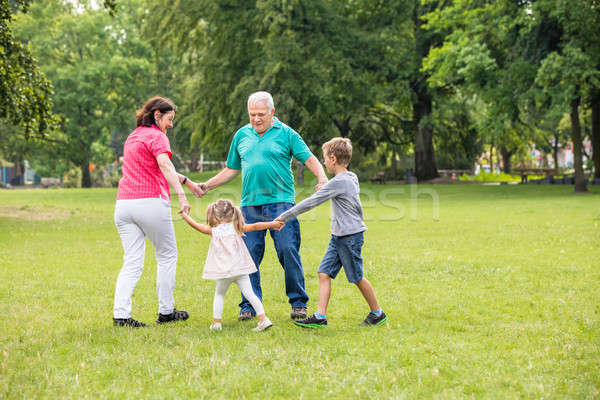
[1,177,599,398]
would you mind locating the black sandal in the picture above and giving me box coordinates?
[113,317,147,328]
[156,308,189,324]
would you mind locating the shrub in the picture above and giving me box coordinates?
[459,172,521,183]
[62,168,81,188]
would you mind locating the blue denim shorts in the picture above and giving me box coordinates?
[318,231,365,283]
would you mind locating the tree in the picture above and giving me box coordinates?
[142,1,414,166]
[423,0,599,191]
[14,0,156,187]
[422,0,553,174]
[0,0,57,155]
[533,0,600,192]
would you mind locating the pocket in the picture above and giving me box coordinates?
[159,195,171,207]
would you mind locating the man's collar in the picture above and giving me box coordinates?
[251,117,281,136]
[271,117,282,129]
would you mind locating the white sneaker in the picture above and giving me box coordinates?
[252,317,273,332]
[210,322,222,331]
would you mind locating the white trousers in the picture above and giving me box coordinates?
[214,275,264,319]
[113,198,177,318]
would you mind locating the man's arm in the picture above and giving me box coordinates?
[199,167,241,194]
[304,155,328,191]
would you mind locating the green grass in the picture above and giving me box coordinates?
[1,180,599,398]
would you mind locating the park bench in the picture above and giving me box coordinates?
[41,177,61,187]
[370,171,386,184]
[513,168,559,183]
[438,169,471,179]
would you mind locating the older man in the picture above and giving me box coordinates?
[199,91,328,320]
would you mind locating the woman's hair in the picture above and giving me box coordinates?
[322,137,353,166]
[135,96,177,127]
[206,199,245,235]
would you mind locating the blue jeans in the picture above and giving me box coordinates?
[240,202,308,314]
[318,232,365,283]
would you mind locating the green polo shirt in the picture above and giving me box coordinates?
[226,117,312,206]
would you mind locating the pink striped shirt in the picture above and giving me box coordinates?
[117,125,172,201]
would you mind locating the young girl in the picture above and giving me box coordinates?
[180,199,283,331]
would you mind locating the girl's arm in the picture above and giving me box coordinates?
[244,220,284,232]
[180,212,212,235]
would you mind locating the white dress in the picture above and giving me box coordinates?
[203,222,257,280]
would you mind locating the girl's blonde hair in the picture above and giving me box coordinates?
[206,199,245,235]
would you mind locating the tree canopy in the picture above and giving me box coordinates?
[2,0,598,191]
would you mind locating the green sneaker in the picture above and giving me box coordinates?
[294,314,327,328]
[360,311,387,326]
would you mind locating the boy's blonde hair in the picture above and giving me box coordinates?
[322,137,352,166]
[206,199,245,235]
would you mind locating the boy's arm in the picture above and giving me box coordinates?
[278,179,342,222]
[180,212,212,235]
[244,220,284,232]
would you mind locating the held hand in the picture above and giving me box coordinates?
[186,180,202,198]
[178,194,190,215]
[193,182,209,198]
[315,179,328,191]
[272,218,285,231]
[188,182,203,198]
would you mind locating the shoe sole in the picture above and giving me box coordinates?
[238,314,255,321]
[294,321,327,329]
[361,316,388,326]
[253,324,273,332]
[156,319,188,324]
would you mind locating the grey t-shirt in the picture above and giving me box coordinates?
[279,171,367,236]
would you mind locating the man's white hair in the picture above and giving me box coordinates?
[248,91,275,111]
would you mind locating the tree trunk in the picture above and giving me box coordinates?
[391,148,398,178]
[11,158,24,185]
[500,146,514,174]
[81,161,92,188]
[296,161,305,185]
[190,150,200,172]
[553,132,560,170]
[332,117,351,138]
[570,95,587,192]
[413,87,438,181]
[591,94,600,179]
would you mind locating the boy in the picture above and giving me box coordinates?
[276,138,387,328]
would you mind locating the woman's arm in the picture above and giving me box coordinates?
[177,173,204,198]
[244,220,284,232]
[180,212,212,235]
[200,167,241,193]
[156,153,190,214]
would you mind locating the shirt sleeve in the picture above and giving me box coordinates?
[148,132,172,159]
[226,132,242,170]
[288,128,312,164]
[278,178,344,222]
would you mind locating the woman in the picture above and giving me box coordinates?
[113,96,198,327]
